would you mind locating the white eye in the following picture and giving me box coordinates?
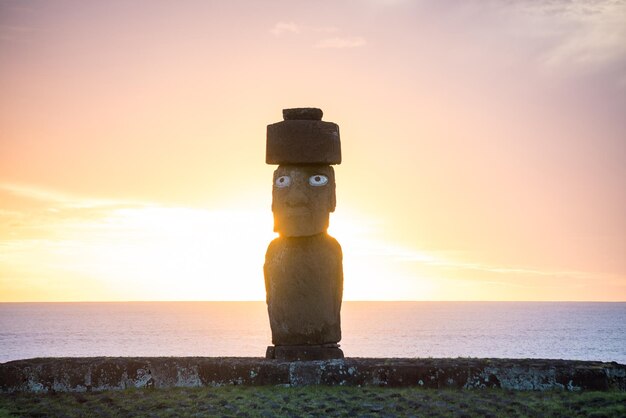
[309,174,329,187]
[275,175,291,188]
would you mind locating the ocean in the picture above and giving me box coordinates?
[1,302,624,364]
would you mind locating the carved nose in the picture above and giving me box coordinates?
[286,185,309,206]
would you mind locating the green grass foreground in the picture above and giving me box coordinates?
[1,386,625,418]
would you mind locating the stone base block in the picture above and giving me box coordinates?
[266,345,344,361]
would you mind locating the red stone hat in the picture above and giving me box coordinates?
[266,108,341,165]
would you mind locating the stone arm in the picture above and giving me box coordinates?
[333,240,344,317]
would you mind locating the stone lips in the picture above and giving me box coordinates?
[266,120,341,165]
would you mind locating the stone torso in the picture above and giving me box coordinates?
[264,233,343,346]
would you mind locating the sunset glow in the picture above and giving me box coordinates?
[1,0,624,301]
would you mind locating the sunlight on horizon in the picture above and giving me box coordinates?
[0,198,444,302]
[2,186,618,302]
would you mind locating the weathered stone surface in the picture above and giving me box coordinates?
[2,358,625,392]
[266,119,341,165]
[271,165,335,237]
[264,233,343,345]
[264,108,344,359]
[283,107,323,121]
[267,345,344,361]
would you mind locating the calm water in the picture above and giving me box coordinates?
[1,302,624,364]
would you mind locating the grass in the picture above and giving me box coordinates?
[0,386,625,417]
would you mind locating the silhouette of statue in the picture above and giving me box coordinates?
[264,108,344,360]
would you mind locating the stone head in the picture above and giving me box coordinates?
[272,164,336,237]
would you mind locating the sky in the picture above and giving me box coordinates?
[1,0,625,302]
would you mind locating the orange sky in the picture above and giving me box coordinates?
[1,0,625,301]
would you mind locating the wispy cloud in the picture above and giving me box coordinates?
[0,182,144,209]
[501,0,626,81]
[314,26,339,34]
[332,213,591,286]
[269,22,365,49]
[367,0,410,5]
[0,24,38,42]
[270,21,300,36]
[618,73,626,89]
[386,243,588,281]
[434,260,587,280]
[0,183,153,241]
[314,36,366,49]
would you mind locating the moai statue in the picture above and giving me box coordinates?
[264,107,344,361]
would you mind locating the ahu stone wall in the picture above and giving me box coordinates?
[1,357,624,393]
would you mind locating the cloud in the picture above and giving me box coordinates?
[314,26,339,33]
[314,36,366,49]
[414,1,626,89]
[0,183,70,203]
[270,21,366,49]
[0,24,37,42]
[618,73,626,90]
[392,245,588,280]
[269,22,365,50]
[367,0,409,5]
[270,21,300,36]
[501,0,626,80]
[0,182,144,209]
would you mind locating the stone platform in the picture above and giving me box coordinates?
[1,357,624,393]
[266,345,344,361]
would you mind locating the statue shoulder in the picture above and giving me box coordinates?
[323,234,342,252]
[265,236,285,257]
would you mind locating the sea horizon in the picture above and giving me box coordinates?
[2,300,624,303]
[1,301,625,364]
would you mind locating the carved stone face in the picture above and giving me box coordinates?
[272,165,336,237]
